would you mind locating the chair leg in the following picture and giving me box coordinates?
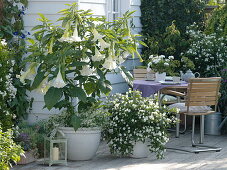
[176,114,180,138]
[200,115,204,144]
[167,115,222,153]
[190,115,222,153]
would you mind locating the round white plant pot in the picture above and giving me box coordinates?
[59,127,101,160]
[131,141,149,158]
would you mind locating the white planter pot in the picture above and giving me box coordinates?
[155,72,166,82]
[131,141,149,158]
[59,127,101,161]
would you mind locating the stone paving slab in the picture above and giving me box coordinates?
[12,132,227,170]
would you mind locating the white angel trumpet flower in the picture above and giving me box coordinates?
[69,25,82,43]
[99,38,110,51]
[36,77,50,94]
[92,47,105,62]
[58,31,71,42]
[103,57,117,70]
[80,65,95,76]
[19,62,37,83]
[52,69,67,88]
[92,29,103,41]
[118,56,125,64]
[123,51,130,58]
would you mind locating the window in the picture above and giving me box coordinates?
[107,0,121,21]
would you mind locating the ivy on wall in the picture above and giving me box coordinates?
[0,0,31,120]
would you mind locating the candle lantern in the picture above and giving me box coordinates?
[44,127,67,166]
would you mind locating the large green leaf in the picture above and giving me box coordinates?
[70,114,82,131]
[70,86,87,102]
[30,71,45,90]
[44,87,63,110]
[84,82,96,95]
[98,80,112,95]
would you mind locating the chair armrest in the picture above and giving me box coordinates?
[161,89,185,97]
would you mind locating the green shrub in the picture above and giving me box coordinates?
[205,5,227,36]
[0,126,24,170]
[142,22,189,62]
[0,39,17,130]
[184,24,227,77]
[141,0,205,66]
[141,0,205,36]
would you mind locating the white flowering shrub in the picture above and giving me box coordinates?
[0,39,17,130]
[147,55,179,75]
[103,90,178,159]
[184,24,227,76]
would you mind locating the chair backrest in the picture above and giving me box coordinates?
[186,77,221,108]
[133,68,155,80]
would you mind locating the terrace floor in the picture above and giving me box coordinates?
[13,131,227,170]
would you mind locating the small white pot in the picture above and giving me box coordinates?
[59,127,101,161]
[131,141,149,158]
[155,72,166,82]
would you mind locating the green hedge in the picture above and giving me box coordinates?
[141,0,205,36]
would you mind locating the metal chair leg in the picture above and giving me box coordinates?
[200,115,204,144]
[167,115,222,153]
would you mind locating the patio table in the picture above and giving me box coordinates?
[133,80,189,138]
[133,80,188,97]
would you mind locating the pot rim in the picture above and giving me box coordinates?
[59,127,101,134]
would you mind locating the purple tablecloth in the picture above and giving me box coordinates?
[133,80,188,97]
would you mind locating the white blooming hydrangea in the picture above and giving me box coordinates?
[103,89,178,159]
[0,39,17,129]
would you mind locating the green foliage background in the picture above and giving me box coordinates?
[0,0,31,120]
[205,4,227,36]
[140,0,205,64]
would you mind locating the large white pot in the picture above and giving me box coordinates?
[155,72,166,82]
[59,127,101,161]
[131,141,149,158]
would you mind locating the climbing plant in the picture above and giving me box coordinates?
[0,0,31,120]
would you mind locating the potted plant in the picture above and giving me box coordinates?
[147,55,178,82]
[19,3,144,161]
[44,102,107,160]
[15,123,39,164]
[103,89,178,159]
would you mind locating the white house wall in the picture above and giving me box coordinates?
[24,0,142,123]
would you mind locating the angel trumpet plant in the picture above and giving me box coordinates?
[24,3,145,112]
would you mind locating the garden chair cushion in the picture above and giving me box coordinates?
[168,103,211,113]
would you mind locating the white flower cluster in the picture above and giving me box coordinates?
[58,27,129,75]
[0,73,17,100]
[104,90,178,159]
[0,40,17,123]
[185,25,227,73]
[147,55,175,73]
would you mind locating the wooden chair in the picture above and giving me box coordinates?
[168,77,222,153]
[133,68,155,80]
